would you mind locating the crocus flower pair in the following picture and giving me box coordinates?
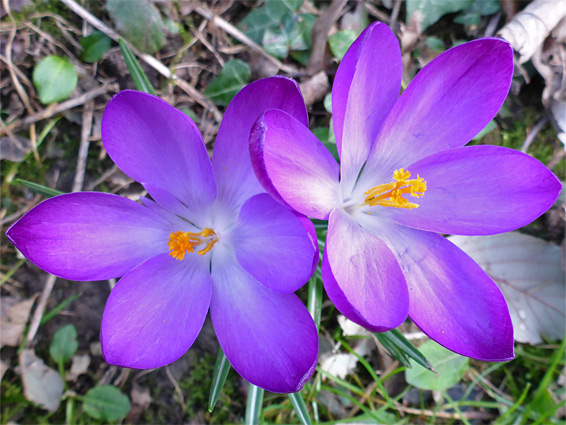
[6,78,319,393]
[250,22,561,361]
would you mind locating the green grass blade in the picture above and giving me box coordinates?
[288,392,311,425]
[16,179,63,198]
[208,348,231,412]
[245,384,264,425]
[118,39,156,95]
[376,329,434,371]
[307,276,323,330]
[40,293,81,325]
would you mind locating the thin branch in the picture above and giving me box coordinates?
[26,274,57,347]
[72,101,94,192]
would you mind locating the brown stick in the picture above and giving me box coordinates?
[72,101,94,192]
[306,0,349,76]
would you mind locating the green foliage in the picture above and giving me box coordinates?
[203,59,251,106]
[329,30,358,60]
[118,39,156,95]
[208,348,231,412]
[33,56,77,104]
[49,324,78,366]
[238,0,303,43]
[82,385,131,422]
[405,340,469,390]
[455,0,500,26]
[263,13,316,61]
[106,0,166,54]
[406,0,473,30]
[376,329,434,371]
[80,31,112,63]
[15,179,63,198]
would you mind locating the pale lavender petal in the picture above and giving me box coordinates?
[362,38,513,181]
[332,22,402,193]
[383,146,562,235]
[101,253,212,368]
[102,90,216,219]
[210,246,318,393]
[250,109,340,219]
[233,194,315,293]
[6,193,171,281]
[326,209,408,331]
[375,223,514,361]
[213,76,308,210]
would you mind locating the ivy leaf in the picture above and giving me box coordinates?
[82,385,131,421]
[33,56,77,104]
[106,0,166,54]
[329,30,358,60]
[239,0,303,43]
[80,31,112,63]
[203,60,251,107]
[405,340,469,390]
[406,0,473,31]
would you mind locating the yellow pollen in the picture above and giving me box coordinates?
[168,228,218,260]
[364,168,427,209]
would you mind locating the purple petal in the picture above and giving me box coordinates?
[233,194,315,293]
[6,193,171,281]
[332,22,402,193]
[250,109,340,219]
[362,38,513,180]
[101,253,212,368]
[377,224,514,361]
[213,76,308,210]
[325,209,408,331]
[383,146,562,235]
[102,90,216,220]
[210,247,318,393]
[295,213,319,276]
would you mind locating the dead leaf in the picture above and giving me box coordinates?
[337,315,371,337]
[0,297,36,348]
[449,232,565,344]
[66,354,90,382]
[19,349,64,412]
[0,359,10,382]
[0,135,32,162]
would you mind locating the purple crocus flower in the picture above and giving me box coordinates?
[250,23,562,361]
[6,77,319,393]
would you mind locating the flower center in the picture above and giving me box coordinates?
[168,228,218,260]
[363,168,427,209]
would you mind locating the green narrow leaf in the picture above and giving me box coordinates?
[208,348,231,412]
[307,275,323,330]
[245,384,264,425]
[16,179,63,198]
[40,294,81,325]
[203,59,251,107]
[288,392,312,425]
[118,39,156,95]
[33,56,78,104]
[376,329,434,371]
[82,385,131,421]
[49,324,78,366]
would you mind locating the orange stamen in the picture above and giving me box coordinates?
[168,228,218,260]
[364,168,427,209]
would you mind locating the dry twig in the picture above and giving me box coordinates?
[72,101,94,192]
[25,274,57,347]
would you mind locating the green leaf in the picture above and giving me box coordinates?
[40,294,81,325]
[49,324,78,365]
[472,120,497,141]
[244,384,264,425]
[80,31,112,63]
[405,340,469,390]
[376,329,433,371]
[208,348,231,412]
[238,0,303,43]
[106,0,166,54]
[328,30,358,60]
[203,59,251,107]
[323,93,332,113]
[16,179,63,198]
[406,0,473,31]
[263,25,289,59]
[33,56,78,104]
[313,127,330,144]
[288,392,312,425]
[455,0,500,25]
[82,385,131,421]
[262,13,316,60]
[118,39,156,95]
[323,142,340,163]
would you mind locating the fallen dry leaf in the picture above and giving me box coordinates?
[66,354,91,382]
[19,349,64,412]
[0,297,36,348]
